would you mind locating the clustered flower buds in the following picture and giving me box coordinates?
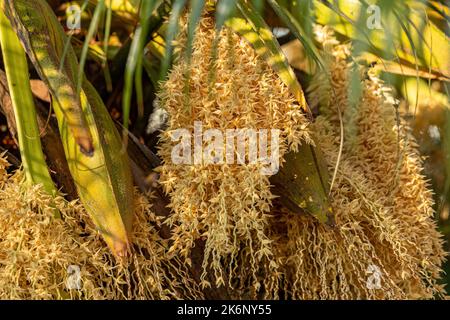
[158,20,445,298]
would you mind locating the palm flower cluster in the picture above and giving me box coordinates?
[0,15,445,299]
[0,156,201,299]
[157,16,312,289]
[158,19,446,299]
[263,26,446,299]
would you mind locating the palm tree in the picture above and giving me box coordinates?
[0,0,448,299]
